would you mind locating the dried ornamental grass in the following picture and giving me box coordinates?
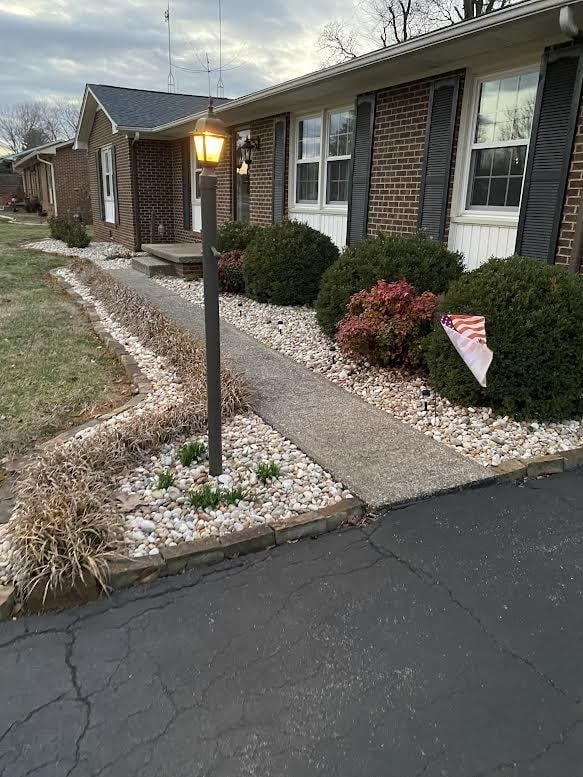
[8,262,249,600]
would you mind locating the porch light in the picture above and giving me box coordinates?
[241,136,260,165]
[193,104,227,168]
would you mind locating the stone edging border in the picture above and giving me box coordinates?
[0,497,366,620]
[492,449,583,481]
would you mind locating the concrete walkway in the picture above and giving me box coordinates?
[107,268,492,507]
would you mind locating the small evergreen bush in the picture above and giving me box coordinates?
[48,217,71,242]
[244,220,339,306]
[336,280,436,369]
[425,255,583,422]
[315,233,464,337]
[65,222,91,248]
[216,220,260,252]
[218,250,246,293]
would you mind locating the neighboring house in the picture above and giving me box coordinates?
[0,155,24,204]
[12,140,92,223]
[75,0,583,270]
[74,85,230,250]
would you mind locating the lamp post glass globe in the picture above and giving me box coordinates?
[193,106,227,167]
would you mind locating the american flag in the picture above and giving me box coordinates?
[440,313,493,387]
[440,314,487,343]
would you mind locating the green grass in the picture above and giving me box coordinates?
[256,461,281,484]
[178,440,206,466]
[0,225,131,458]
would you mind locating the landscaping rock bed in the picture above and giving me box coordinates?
[24,238,133,266]
[0,265,349,588]
[157,277,583,467]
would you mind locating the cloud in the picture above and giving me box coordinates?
[0,0,352,107]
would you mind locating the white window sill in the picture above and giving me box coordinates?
[451,212,519,228]
[290,206,348,215]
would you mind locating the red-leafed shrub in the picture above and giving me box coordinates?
[336,279,436,369]
[218,250,246,293]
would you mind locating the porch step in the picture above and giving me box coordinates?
[142,242,202,263]
[131,255,176,277]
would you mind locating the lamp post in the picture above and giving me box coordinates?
[193,103,227,476]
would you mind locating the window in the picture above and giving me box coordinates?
[46,166,54,205]
[326,110,354,203]
[294,108,354,207]
[296,116,321,203]
[100,145,116,224]
[467,71,538,211]
[235,129,250,221]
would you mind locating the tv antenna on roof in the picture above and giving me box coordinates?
[164,3,176,93]
[216,0,224,98]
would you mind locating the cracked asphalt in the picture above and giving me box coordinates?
[1,472,582,777]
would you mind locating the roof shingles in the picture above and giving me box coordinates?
[88,84,229,129]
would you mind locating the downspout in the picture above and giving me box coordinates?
[37,156,57,217]
[130,132,142,251]
[559,6,583,272]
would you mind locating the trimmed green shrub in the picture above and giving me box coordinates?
[216,220,260,252]
[425,255,583,422]
[48,217,71,242]
[243,220,339,306]
[65,222,91,248]
[315,233,464,337]
[336,280,436,369]
[218,250,246,293]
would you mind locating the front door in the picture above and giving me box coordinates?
[235,129,250,221]
[192,155,202,232]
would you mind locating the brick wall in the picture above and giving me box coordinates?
[88,110,137,250]
[171,138,200,243]
[52,146,93,224]
[556,97,583,266]
[0,172,23,203]
[135,139,175,244]
[216,134,233,226]
[368,72,464,238]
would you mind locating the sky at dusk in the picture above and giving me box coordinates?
[0,0,354,107]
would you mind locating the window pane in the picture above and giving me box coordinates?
[488,177,507,206]
[298,118,321,160]
[327,159,350,203]
[327,110,354,158]
[475,148,494,176]
[507,177,522,207]
[510,145,526,175]
[492,147,511,176]
[471,178,489,206]
[296,162,319,202]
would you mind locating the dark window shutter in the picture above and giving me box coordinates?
[272,116,287,223]
[516,44,583,263]
[418,75,460,241]
[96,148,105,221]
[182,137,192,230]
[111,145,120,225]
[347,93,375,245]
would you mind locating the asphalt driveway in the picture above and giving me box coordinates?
[1,472,582,776]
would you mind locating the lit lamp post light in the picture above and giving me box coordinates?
[193,103,228,476]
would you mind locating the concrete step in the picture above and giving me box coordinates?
[142,242,203,263]
[131,255,176,277]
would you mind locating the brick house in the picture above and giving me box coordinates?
[0,155,23,204]
[13,140,92,222]
[74,85,230,251]
[75,0,583,270]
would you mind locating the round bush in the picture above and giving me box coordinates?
[315,233,464,337]
[218,250,246,293]
[425,255,583,422]
[216,220,260,252]
[243,220,339,306]
[65,223,91,249]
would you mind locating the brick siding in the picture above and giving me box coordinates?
[52,146,92,224]
[555,97,583,266]
[368,71,465,239]
[0,173,23,203]
[171,139,201,243]
[88,110,137,250]
[216,133,233,226]
[134,139,175,244]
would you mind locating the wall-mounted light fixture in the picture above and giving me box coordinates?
[241,136,260,166]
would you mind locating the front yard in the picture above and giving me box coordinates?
[0,221,131,459]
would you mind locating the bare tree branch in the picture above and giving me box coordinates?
[0,99,81,154]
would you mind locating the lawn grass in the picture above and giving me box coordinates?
[0,223,131,459]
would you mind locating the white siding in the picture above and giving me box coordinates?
[288,210,347,248]
[448,221,517,270]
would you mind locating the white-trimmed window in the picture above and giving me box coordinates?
[325,109,354,204]
[100,145,116,224]
[296,116,321,203]
[294,107,355,208]
[466,70,538,211]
